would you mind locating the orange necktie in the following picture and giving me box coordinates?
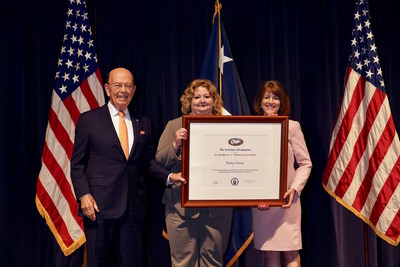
[118,111,129,159]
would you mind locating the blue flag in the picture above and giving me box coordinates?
[200,14,250,116]
[199,4,253,266]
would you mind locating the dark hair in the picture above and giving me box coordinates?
[253,80,291,116]
[180,79,224,115]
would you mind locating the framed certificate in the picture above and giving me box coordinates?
[181,115,288,207]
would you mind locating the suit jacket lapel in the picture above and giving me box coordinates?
[99,105,128,160]
[131,116,141,158]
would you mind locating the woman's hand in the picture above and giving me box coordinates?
[173,128,188,153]
[282,188,296,208]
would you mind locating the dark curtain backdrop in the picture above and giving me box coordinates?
[1,0,400,266]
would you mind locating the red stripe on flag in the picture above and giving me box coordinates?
[369,156,400,227]
[353,115,397,211]
[42,142,82,223]
[36,178,75,246]
[323,75,366,185]
[334,88,383,198]
[386,211,400,242]
[63,95,81,126]
[81,77,101,110]
[384,198,400,242]
[48,108,74,160]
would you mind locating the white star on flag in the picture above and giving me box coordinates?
[219,45,233,74]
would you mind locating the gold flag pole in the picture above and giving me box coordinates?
[212,0,223,96]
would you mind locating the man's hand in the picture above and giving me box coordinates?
[169,172,186,185]
[80,194,99,221]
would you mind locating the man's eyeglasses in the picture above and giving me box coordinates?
[109,83,136,91]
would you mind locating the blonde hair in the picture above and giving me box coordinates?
[180,79,224,115]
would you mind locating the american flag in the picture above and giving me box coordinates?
[322,0,400,246]
[35,0,104,255]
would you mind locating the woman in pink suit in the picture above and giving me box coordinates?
[252,80,312,267]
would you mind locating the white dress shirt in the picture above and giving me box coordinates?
[107,102,134,154]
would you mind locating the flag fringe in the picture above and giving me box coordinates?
[35,195,86,256]
[322,183,400,246]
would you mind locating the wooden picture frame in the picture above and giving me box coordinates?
[181,115,288,207]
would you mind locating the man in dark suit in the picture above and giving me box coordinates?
[71,67,185,267]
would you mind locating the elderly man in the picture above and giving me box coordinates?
[71,67,184,267]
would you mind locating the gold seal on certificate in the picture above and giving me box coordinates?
[181,115,289,207]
